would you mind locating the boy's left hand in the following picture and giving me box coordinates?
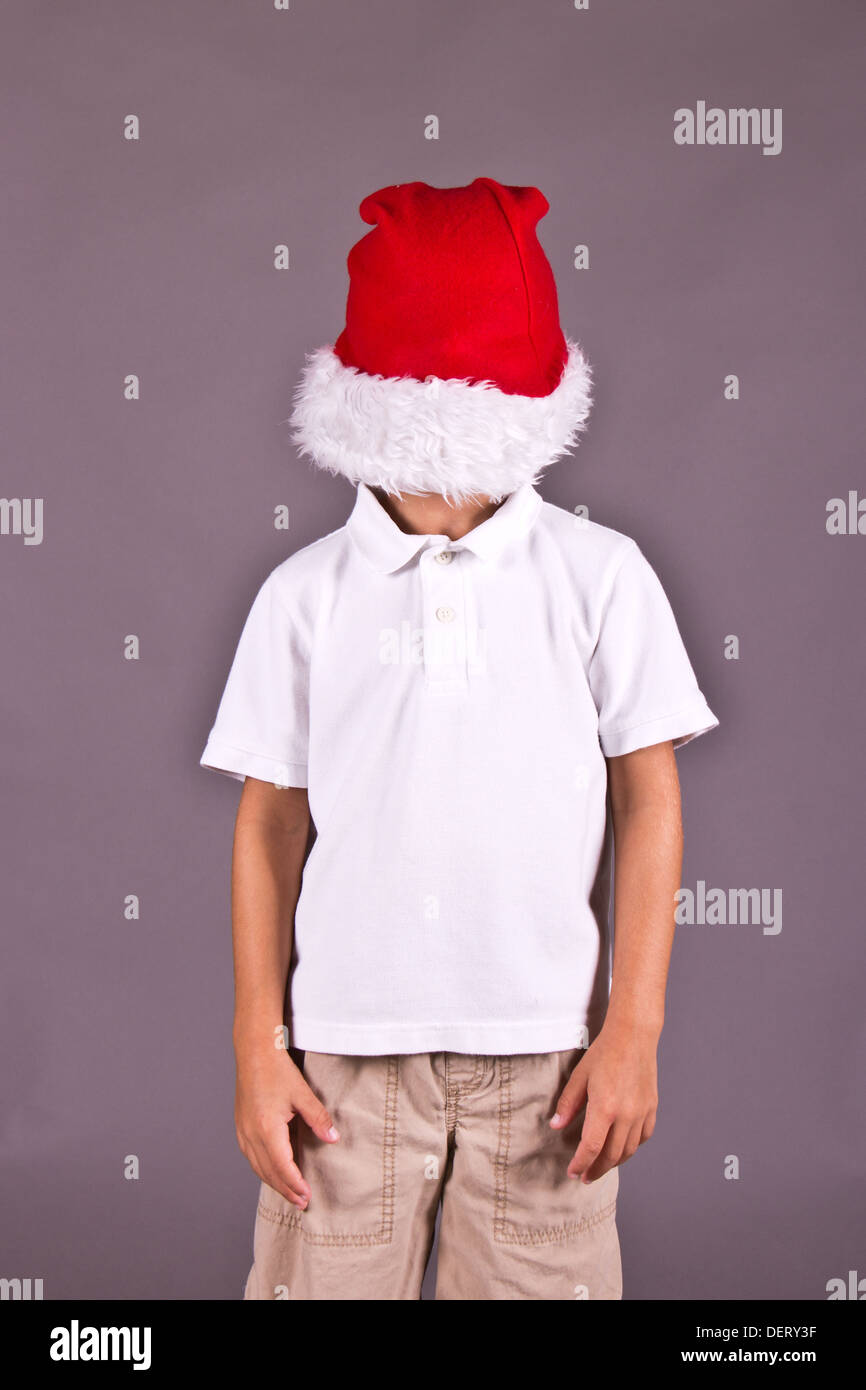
[550,1021,659,1184]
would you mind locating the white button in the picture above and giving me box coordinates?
[435,606,455,623]
[434,549,454,565]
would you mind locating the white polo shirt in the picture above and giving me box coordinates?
[200,482,719,1056]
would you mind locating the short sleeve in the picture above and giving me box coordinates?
[589,541,719,757]
[199,572,309,787]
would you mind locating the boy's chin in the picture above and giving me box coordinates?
[357,458,544,509]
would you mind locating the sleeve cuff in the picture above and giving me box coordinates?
[199,737,308,788]
[599,698,719,758]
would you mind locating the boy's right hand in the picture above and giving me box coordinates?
[234,1045,340,1209]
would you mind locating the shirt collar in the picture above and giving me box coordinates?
[346,482,543,574]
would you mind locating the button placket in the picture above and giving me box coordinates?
[420,543,468,691]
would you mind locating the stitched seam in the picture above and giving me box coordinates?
[599,700,710,739]
[455,1055,486,1094]
[204,738,307,768]
[492,1056,513,1241]
[255,1201,394,1247]
[380,1055,399,1240]
[444,1056,458,1137]
[451,1058,487,1142]
[494,1197,618,1247]
[257,1055,399,1248]
[290,1015,588,1034]
[492,1055,617,1247]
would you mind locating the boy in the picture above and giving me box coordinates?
[200,177,719,1301]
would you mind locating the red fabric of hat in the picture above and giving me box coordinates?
[334,177,568,398]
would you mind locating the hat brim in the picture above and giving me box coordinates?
[287,338,593,506]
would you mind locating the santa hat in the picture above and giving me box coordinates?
[289,176,593,506]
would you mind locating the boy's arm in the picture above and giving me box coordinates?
[551,740,683,1182]
[232,777,339,1209]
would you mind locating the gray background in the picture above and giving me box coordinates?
[1,0,863,1300]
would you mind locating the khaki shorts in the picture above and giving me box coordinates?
[243,1047,621,1301]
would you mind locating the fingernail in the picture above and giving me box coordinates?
[327,1126,340,1141]
[550,1112,563,1127]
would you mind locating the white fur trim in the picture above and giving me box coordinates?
[287,337,593,506]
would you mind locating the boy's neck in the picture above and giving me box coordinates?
[371,486,505,542]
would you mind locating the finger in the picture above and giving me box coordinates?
[551,1058,589,1129]
[291,1079,340,1142]
[567,1103,611,1178]
[580,1118,632,1184]
[245,1138,309,1209]
[600,1117,647,1173]
[259,1123,312,1206]
[621,1119,645,1162]
[640,1110,657,1145]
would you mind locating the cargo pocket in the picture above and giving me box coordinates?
[492,1049,619,1246]
[256,1052,399,1248]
